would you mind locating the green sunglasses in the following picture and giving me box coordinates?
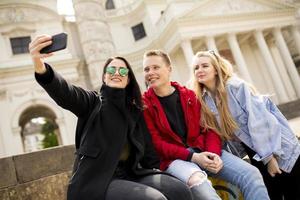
[106,66,129,77]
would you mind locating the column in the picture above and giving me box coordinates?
[269,45,297,100]
[180,40,194,68]
[291,26,300,57]
[227,33,253,83]
[205,36,218,53]
[11,126,24,154]
[73,0,115,89]
[273,28,300,98]
[254,30,289,103]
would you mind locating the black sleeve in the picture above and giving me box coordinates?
[35,63,98,117]
[187,152,194,161]
[139,116,160,169]
[35,63,54,84]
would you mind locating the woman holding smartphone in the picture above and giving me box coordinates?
[29,35,193,200]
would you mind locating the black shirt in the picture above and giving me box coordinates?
[157,89,187,144]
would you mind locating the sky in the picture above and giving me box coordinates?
[57,0,74,16]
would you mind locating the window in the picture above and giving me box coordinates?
[10,36,31,55]
[131,23,146,41]
[105,0,115,10]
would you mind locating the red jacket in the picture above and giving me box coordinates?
[143,82,222,170]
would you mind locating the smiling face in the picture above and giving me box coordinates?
[193,56,217,90]
[143,55,171,90]
[103,58,129,88]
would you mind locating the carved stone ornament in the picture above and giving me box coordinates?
[73,0,115,89]
[83,41,115,63]
[1,27,35,37]
[195,0,273,17]
[280,0,297,4]
[12,88,31,98]
[73,2,105,22]
[0,6,56,25]
[78,21,111,42]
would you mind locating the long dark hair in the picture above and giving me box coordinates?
[101,56,143,110]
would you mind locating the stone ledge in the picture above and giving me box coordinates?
[13,145,75,183]
[0,172,71,200]
[0,157,17,189]
[278,99,300,120]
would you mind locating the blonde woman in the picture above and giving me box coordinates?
[191,50,300,200]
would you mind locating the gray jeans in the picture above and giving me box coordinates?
[105,174,193,200]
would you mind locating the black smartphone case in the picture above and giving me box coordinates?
[40,33,67,54]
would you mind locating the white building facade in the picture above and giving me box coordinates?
[0,0,300,157]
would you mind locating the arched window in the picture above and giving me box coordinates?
[105,0,115,10]
[19,105,61,152]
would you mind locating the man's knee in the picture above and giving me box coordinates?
[187,171,208,187]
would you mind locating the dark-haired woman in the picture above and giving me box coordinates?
[29,35,193,200]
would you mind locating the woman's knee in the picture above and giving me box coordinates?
[165,175,193,197]
[148,174,193,200]
[246,165,263,180]
[106,190,167,200]
[187,171,208,187]
[138,190,168,200]
[106,179,168,200]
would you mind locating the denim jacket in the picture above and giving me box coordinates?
[203,76,300,173]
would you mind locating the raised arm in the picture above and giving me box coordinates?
[29,35,97,117]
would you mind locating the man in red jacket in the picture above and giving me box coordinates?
[142,50,270,200]
[142,50,222,200]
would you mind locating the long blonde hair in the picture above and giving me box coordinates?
[191,51,238,140]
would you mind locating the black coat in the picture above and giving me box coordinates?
[35,64,161,200]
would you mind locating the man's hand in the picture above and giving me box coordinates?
[206,153,223,174]
[267,156,282,177]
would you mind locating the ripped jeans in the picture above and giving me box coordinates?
[166,159,221,200]
[166,149,270,200]
[211,150,270,200]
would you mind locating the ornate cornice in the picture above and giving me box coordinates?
[0,4,60,25]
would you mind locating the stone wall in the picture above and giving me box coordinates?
[0,145,75,200]
[278,99,300,120]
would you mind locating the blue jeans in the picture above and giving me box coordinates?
[210,150,270,200]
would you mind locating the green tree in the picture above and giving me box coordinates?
[41,120,59,148]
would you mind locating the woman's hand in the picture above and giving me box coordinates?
[192,152,223,173]
[206,153,223,174]
[28,35,53,74]
[267,156,282,177]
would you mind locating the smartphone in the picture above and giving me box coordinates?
[40,32,67,54]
